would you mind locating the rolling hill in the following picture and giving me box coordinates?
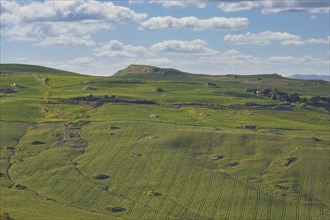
[0,63,81,76]
[113,64,187,77]
[0,64,329,220]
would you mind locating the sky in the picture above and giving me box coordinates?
[1,0,329,76]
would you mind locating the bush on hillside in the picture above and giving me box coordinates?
[0,87,15,93]
[154,88,164,92]
[94,174,110,180]
[15,184,27,190]
[104,206,126,212]
[31,140,45,145]
[207,82,217,88]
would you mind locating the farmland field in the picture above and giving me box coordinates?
[0,64,329,219]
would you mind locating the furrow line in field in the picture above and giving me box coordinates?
[23,186,120,219]
[239,177,251,220]
[195,162,214,220]
[166,141,200,218]
[102,134,133,178]
[281,199,287,220]
[226,134,248,220]
[295,142,308,220]
[137,137,176,218]
[141,131,184,219]
[307,149,318,220]
[110,139,151,199]
[154,138,191,219]
[209,134,228,220]
[119,144,157,203]
[123,139,165,217]
[210,172,228,220]
[267,192,274,220]
[182,153,209,219]
[252,134,263,220]
[252,180,262,219]
[224,170,239,220]
[237,134,251,220]
[320,151,329,219]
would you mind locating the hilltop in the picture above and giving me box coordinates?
[113,64,187,77]
[0,64,81,76]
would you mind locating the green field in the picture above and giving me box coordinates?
[0,64,329,219]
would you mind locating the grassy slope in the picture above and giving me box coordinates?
[0,64,329,219]
[0,64,81,76]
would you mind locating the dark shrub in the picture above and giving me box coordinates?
[0,87,15,93]
[31,141,45,145]
[229,161,239,166]
[94,174,110,180]
[154,88,164,92]
[104,206,126,212]
[15,184,27,190]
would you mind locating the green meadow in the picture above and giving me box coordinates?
[0,64,329,219]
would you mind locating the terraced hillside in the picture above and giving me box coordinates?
[0,64,329,219]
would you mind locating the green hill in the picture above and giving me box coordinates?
[0,64,81,76]
[113,64,187,77]
[0,63,329,220]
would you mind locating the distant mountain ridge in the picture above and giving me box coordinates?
[289,74,329,81]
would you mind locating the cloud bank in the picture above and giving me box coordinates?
[140,16,248,30]
[0,0,147,46]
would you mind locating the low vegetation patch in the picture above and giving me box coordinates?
[277,157,297,167]
[130,153,141,157]
[239,125,257,129]
[0,87,15,93]
[0,210,13,220]
[207,82,218,88]
[94,174,110,180]
[145,191,161,196]
[311,137,321,141]
[82,86,97,91]
[211,155,224,160]
[154,88,164,92]
[15,184,27,190]
[103,206,126,213]
[57,94,156,108]
[229,161,239,166]
[31,140,45,145]
[150,114,159,118]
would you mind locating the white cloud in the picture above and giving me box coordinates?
[1,0,147,46]
[35,36,96,47]
[139,16,248,30]
[198,49,262,66]
[224,31,301,45]
[150,39,219,55]
[268,55,329,65]
[218,0,330,14]
[149,0,207,8]
[281,36,330,45]
[94,40,147,57]
[224,31,330,46]
[67,57,96,66]
[129,0,144,5]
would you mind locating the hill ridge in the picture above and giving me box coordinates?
[0,63,81,76]
[113,64,187,77]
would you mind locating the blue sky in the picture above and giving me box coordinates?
[1,0,329,76]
